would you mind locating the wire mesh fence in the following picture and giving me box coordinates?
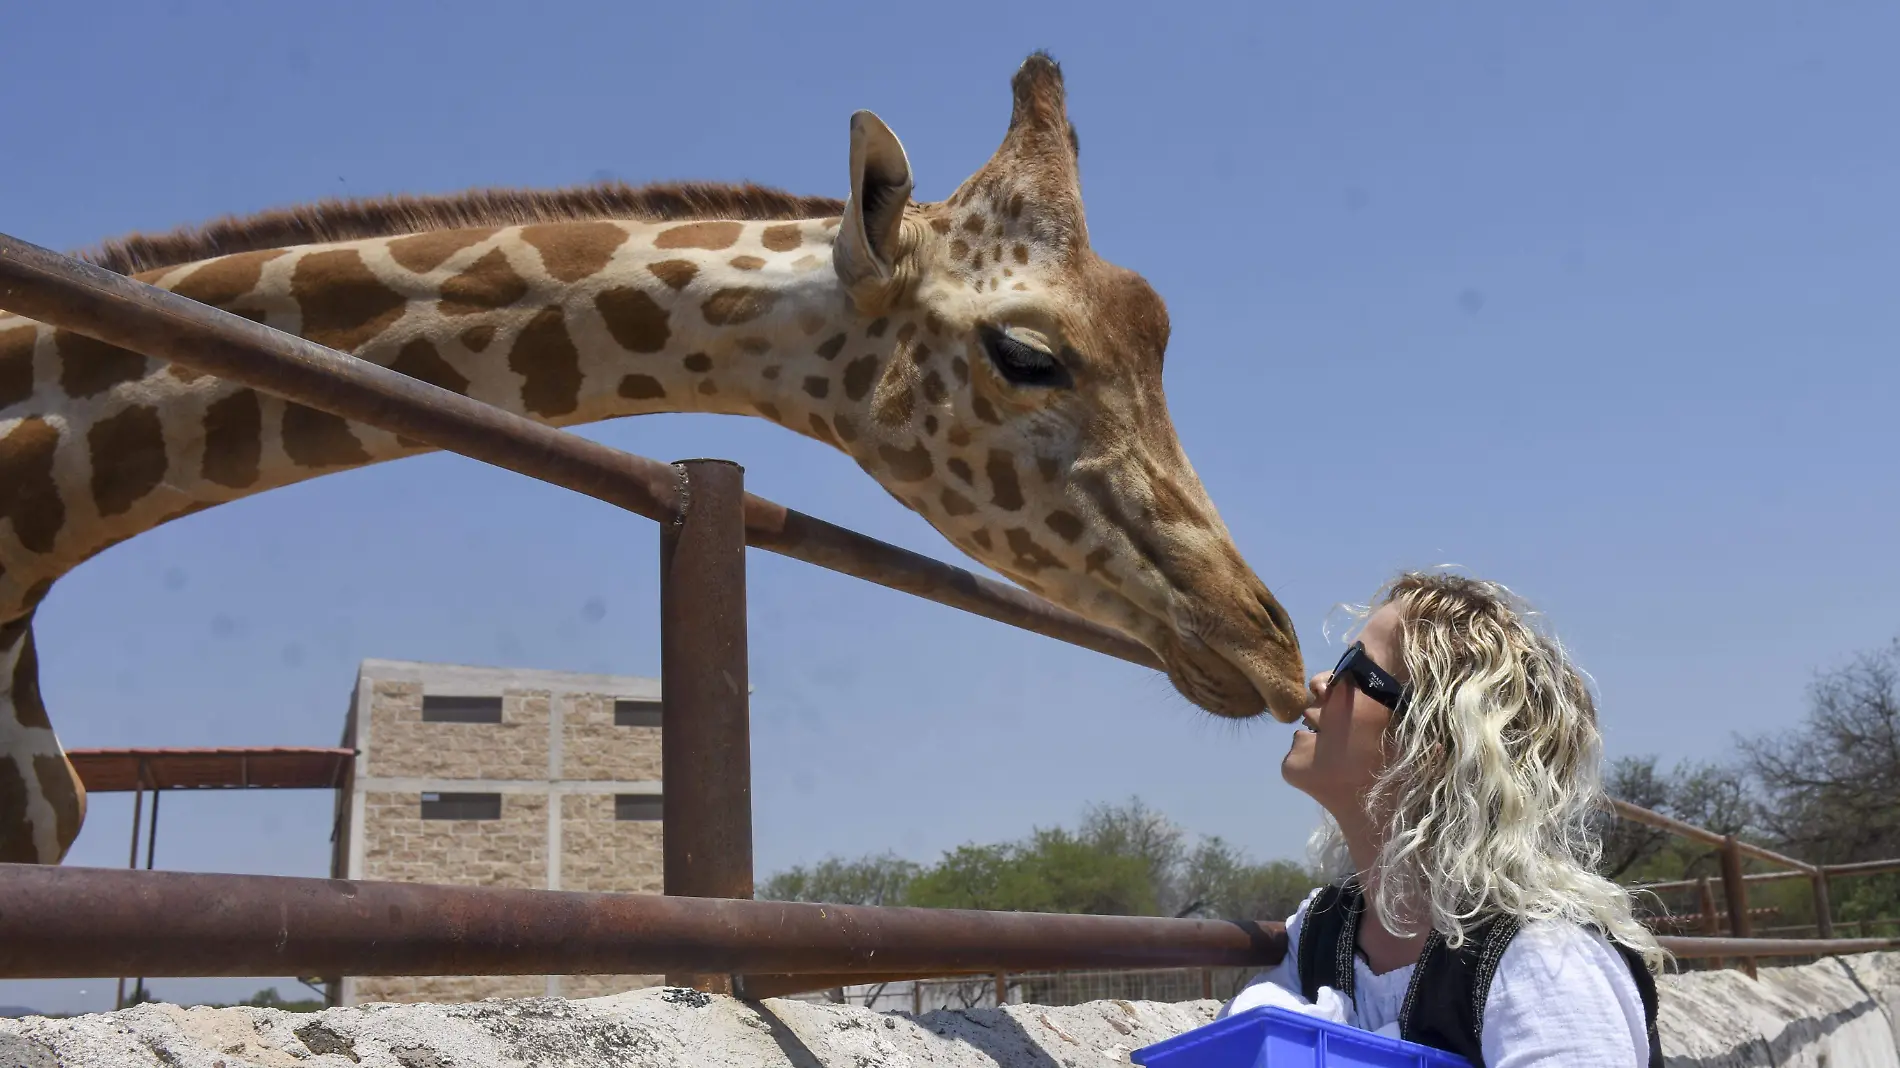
[786,966,1270,1013]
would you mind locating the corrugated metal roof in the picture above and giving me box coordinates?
[67,747,354,792]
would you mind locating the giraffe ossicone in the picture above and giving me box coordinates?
[0,52,1305,865]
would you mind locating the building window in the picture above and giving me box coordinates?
[613,699,661,727]
[615,794,663,821]
[420,792,501,820]
[422,695,503,724]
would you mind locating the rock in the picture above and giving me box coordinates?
[2,953,1896,1067]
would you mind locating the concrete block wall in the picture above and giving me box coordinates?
[332,659,669,1005]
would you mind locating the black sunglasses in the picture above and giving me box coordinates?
[1330,641,1410,716]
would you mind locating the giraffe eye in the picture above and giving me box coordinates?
[981,326,1072,389]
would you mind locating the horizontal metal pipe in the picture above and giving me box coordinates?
[0,865,1283,979]
[0,232,1160,672]
[1638,855,1900,894]
[1609,801,1814,873]
[1656,934,1900,959]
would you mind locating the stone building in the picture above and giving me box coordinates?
[329,658,667,1005]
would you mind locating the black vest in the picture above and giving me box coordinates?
[1295,881,1663,1066]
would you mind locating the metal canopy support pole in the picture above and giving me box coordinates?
[114,769,147,1011]
[660,459,753,994]
[1720,835,1756,979]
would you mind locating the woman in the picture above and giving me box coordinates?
[1223,572,1664,1066]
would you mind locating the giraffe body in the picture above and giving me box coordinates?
[0,55,1306,864]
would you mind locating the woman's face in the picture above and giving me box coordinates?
[1280,602,1408,816]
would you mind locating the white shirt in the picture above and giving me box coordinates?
[1222,888,1651,1066]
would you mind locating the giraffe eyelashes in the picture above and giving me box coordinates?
[980,325,1072,389]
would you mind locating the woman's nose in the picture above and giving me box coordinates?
[1308,671,1332,702]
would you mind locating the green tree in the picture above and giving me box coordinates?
[1178,837,1317,922]
[905,829,1158,915]
[757,852,920,906]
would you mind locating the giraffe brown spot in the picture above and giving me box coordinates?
[962,215,985,235]
[761,223,803,252]
[7,619,48,728]
[922,370,947,404]
[648,260,700,290]
[832,413,859,442]
[202,390,262,488]
[0,760,33,863]
[509,306,582,418]
[1007,193,1026,219]
[521,221,628,283]
[165,362,209,384]
[702,288,777,326]
[925,313,945,336]
[815,333,847,361]
[388,338,469,395]
[762,365,781,380]
[1037,456,1061,484]
[924,415,939,436]
[737,337,773,355]
[951,356,969,385]
[729,255,765,271]
[1013,244,1030,265]
[807,413,839,446]
[88,405,167,517]
[878,441,934,482]
[910,344,931,366]
[596,287,672,353]
[947,456,973,484]
[929,216,952,234]
[972,396,1001,425]
[1045,510,1084,543]
[697,380,718,396]
[56,332,147,399]
[387,228,495,274]
[754,401,781,422]
[460,324,495,351]
[791,253,824,271]
[1084,547,1114,577]
[293,249,409,351]
[866,318,889,338]
[1005,527,1065,574]
[437,248,529,317]
[683,352,713,373]
[990,277,1000,292]
[947,426,972,448]
[987,450,1024,511]
[283,403,370,468]
[842,354,879,401]
[0,324,35,408]
[32,753,81,851]
[802,375,829,399]
[970,528,992,551]
[655,221,741,251]
[1012,282,1029,291]
[0,419,63,553]
[618,374,667,400]
[972,249,986,269]
[170,248,286,307]
[940,488,975,516]
[950,239,970,261]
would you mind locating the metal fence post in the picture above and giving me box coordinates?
[660,459,753,994]
[1720,835,1756,978]
[1696,876,1719,936]
[1811,871,1835,940]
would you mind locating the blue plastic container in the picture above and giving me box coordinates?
[1131,1006,1473,1068]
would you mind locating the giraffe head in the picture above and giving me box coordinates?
[830,53,1306,721]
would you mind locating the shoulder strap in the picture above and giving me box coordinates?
[1401,920,1665,1068]
[1297,880,1363,1005]
[1399,914,1519,1064]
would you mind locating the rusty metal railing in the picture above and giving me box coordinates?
[0,229,1892,995]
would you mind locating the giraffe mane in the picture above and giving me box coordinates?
[79,180,849,276]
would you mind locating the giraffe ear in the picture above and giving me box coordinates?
[836,110,914,300]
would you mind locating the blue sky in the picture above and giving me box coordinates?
[5,1,1899,1013]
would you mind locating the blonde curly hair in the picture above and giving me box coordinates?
[1312,571,1665,969]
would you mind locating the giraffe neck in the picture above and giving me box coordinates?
[0,215,896,619]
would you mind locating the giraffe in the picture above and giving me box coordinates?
[0,53,1306,865]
